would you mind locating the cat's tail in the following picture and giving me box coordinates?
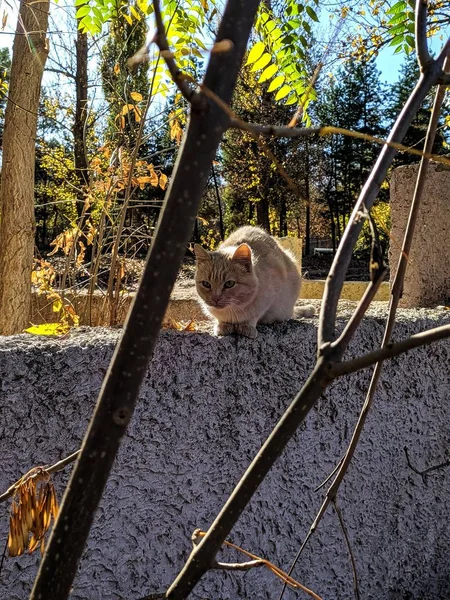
[294,304,316,318]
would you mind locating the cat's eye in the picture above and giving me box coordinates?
[201,280,211,289]
[224,280,235,289]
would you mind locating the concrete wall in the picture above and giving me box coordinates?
[1,312,450,599]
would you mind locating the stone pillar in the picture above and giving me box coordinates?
[389,162,450,307]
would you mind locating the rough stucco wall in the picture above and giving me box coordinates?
[390,162,450,308]
[1,311,450,599]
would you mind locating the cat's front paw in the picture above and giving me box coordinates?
[215,322,258,339]
[234,322,258,339]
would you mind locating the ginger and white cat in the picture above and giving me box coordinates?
[194,226,314,338]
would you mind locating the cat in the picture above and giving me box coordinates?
[193,226,315,338]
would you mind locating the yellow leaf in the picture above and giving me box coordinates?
[170,120,183,144]
[159,173,168,189]
[130,91,143,102]
[246,41,265,66]
[113,63,120,75]
[25,323,70,336]
[52,299,63,313]
[121,103,134,116]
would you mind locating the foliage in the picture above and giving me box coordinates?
[354,201,390,256]
[334,0,450,59]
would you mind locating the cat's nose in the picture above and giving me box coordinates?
[211,294,221,305]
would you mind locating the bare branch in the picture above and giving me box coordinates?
[416,0,431,69]
[318,44,448,346]
[151,0,204,107]
[332,323,450,378]
[331,266,386,352]
[214,560,265,571]
[333,500,360,600]
[229,119,321,138]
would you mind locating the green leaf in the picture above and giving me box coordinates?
[275,84,291,100]
[74,0,87,6]
[299,34,308,48]
[306,6,319,22]
[389,33,405,47]
[267,74,285,92]
[246,41,265,65]
[405,34,415,48]
[251,52,272,72]
[259,63,278,83]
[76,5,91,18]
[387,0,407,14]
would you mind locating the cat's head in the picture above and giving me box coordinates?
[193,243,258,312]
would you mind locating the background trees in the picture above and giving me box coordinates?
[0,0,448,332]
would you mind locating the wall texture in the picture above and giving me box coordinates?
[1,311,450,600]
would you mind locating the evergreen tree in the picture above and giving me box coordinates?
[316,58,387,245]
[387,52,445,166]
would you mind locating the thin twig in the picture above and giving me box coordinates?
[314,456,344,492]
[229,119,321,138]
[332,500,360,600]
[152,0,203,107]
[331,265,386,352]
[0,450,80,504]
[404,447,450,476]
[332,323,450,377]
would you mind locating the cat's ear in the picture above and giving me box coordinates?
[193,244,211,263]
[232,243,252,270]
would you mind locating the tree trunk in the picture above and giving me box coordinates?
[256,196,270,232]
[0,0,50,335]
[74,26,89,217]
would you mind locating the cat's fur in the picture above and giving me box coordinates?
[194,226,314,338]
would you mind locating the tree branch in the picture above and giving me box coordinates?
[151,0,204,107]
[332,323,450,378]
[415,0,431,69]
[404,447,450,476]
[30,0,260,597]
[229,118,321,138]
[318,31,449,347]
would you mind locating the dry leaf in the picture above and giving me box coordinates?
[8,469,59,557]
[159,173,168,190]
[113,63,120,75]
[165,318,197,331]
[130,91,143,102]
